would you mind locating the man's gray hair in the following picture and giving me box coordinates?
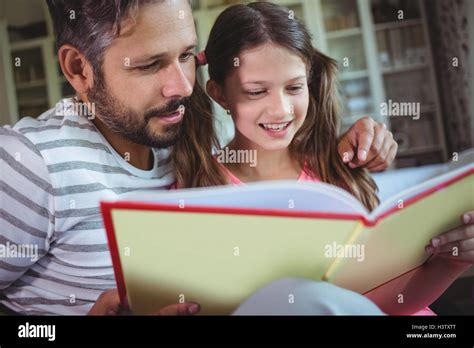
[46,0,194,77]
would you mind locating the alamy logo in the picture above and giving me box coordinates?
[0,242,38,262]
[55,99,95,119]
[324,242,365,262]
[380,99,420,120]
[216,148,257,167]
[18,322,55,341]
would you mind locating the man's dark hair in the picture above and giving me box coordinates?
[46,0,161,77]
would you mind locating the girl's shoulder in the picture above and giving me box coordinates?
[299,165,320,183]
[213,156,243,185]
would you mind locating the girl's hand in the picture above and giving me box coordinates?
[425,211,474,265]
[338,116,398,172]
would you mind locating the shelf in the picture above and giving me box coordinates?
[15,79,46,90]
[381,62,428,75]
[397,145,442,157]
[10,37,53,51]
[339,70,369,81]
[342,114,372,124]
[17,97,49,107]
[374,18,423,32]
[326,27,362,39]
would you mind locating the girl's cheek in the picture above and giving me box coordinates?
[234,101,261,123]
[292,96,309,124]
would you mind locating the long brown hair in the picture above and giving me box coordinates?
[179,1,379,211]
[172,78,227,188]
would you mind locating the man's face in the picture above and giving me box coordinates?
[88,0,197,148]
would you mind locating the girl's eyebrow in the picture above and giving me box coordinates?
[287,75,307,82]
[242,75,307,85]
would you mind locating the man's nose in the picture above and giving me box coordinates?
[161,62,194,99]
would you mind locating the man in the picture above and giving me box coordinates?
[0,0,397,315]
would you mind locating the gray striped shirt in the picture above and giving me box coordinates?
[0,98,174,315]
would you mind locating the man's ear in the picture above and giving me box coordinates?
[206,79,229,111]
[58,44,95,96]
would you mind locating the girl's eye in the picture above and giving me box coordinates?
[287,85,304,93]
[246,90,266,97]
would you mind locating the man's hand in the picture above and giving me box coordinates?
[426,211,474,265]
[338,116,398,172]
[88,289,201,315]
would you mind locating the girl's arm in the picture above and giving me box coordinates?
[365,256,471,315]
[365,211,474,315]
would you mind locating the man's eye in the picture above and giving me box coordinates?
[180,52,194,61]
[138,62,159,72]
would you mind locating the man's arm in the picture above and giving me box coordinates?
[88,289,201,315]
[338,116,398,172]
[0,127,54,290]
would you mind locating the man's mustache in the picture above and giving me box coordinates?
[144,98,190,121]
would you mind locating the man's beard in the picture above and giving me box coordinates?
[87,80,188,149]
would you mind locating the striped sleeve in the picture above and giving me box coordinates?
[0,127,55,290]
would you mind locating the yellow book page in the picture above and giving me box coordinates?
[327,174,474,294]
[111,210,360,315]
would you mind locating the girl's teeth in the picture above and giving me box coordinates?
[262,122,290,131]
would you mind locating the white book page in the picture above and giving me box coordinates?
[120,180,368,216]
[373,149,474,201]
[114,149,473,220]
[370,162,474,219]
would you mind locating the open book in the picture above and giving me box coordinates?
[101,154,473,315]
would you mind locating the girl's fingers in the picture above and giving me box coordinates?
[428,238,474,254]
[430,222,474,247]
[462,211,474,224]
[434,250,474,264]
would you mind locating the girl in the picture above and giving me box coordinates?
[176,3,382,211]
[175,2,473,315]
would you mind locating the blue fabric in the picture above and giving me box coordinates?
[233,278,385,315]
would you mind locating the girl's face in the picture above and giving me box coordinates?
[223,43,310,151]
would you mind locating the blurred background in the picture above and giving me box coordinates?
[0,0,473,168]
[0,0,472,314]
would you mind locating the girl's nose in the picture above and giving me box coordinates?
[267,92,292,119]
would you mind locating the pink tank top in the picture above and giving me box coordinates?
[218,162,319,185]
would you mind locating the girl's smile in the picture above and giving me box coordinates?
[258,119,294,138]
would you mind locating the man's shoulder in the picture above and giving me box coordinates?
[10,98,98,146]
[1,98,108,174]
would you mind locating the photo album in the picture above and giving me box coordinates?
[0,0,473,346]
[102,152,473,314]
